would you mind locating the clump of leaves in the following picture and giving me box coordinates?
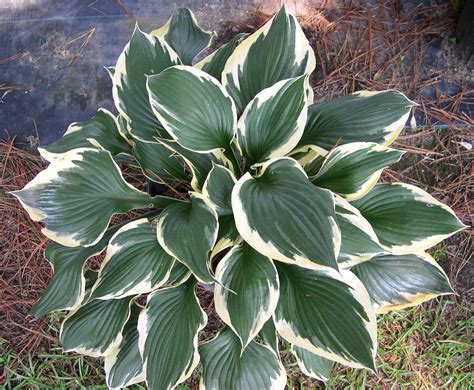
[12,6,466,389]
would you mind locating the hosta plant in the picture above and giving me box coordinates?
[13,6,466,389]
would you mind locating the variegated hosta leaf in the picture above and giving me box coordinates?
[138,280,207,390]
[117,114,134,141]
[259,319,279,356]
[113,26,180,142]
[29,242,103,317]
[11,148,176,247]
[29,211,160,317]
[158,139,226,191]
[237,76,307,165]
[222,6,316,114]
[203,164,236,216]
[132,139,189,184]
[214,244,279,349]
[210,214,241,261]
[232,157,340,270]
[83,270,99,297]
[163,261,192,287]
[90,219,174,300]
[296,90,416,154]
[274,262,377,370]
[291,346,334,382]
[60,296,133,357]
[151,7,215,65]
[38,109,131,162]
[335,196,385,267]
[310,142,403,200]
[199,327,287,390]
[195,33,246,80]
[157,194,218,283]
[105,65,115,79]
[104,304,144,388]
[147,65,237,153]
[353,252,453,313]
[352,183,466,253]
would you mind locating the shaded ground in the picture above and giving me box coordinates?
[1,1,473,388]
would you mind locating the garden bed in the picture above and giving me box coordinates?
[1,1,472,388]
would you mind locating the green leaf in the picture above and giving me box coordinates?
[210,214,242,261]
[353,252,453,313]
[60,296,133,357]
[132,138,189,184]
[214,244,279,349]
[163,261,191,287]
[90,219,174,300]
[11,148,176,247]
[335,196,385,267]
[29,243,103,317]
[291,346,333,382]
[29,211,160,317]
[297,90,416,153]
[113,26,180,142]
[259,319,279,356]
[222,6,315,114]
[83,270,99,299]
[157,194,218,283]
[195,33,246,80]
[104,304,144,388]
[151,7,215,65]
[117,113,133,140]
[232,157,340,270]
[310,142,403,200]
[237,76,308,165]
[199,327,287,390]
[138,280,206,390]
[203,164,236,216]
[158,139,225,191]
[38,109,131,162]
[274,262,377,369]
[147,65,237,153]
[351,183,466,253]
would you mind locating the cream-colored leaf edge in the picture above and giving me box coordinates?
[373,251,454,314]
[104,309,146,390]
[11,148,149,247]
[156,192,219,283]
[231,156,341,271]
[198,328,287,390]
[351,90,418,146]
[367,182,467,254]
[221,6,315,95]
[90,219,173,300]
[214,246,280,351]
[150,7,216,54]
[236,76,309,166]
[137,285,208,390]
[202,163,237,215]
[274,268,377,370]
[290,345,332,382]
[291,89,417,159]
[112,25,180,143]
[334,195,387,268]
[147,65,238,154]
[59,298,134,358]
[38,108,128,162]
[313,142,404,201]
